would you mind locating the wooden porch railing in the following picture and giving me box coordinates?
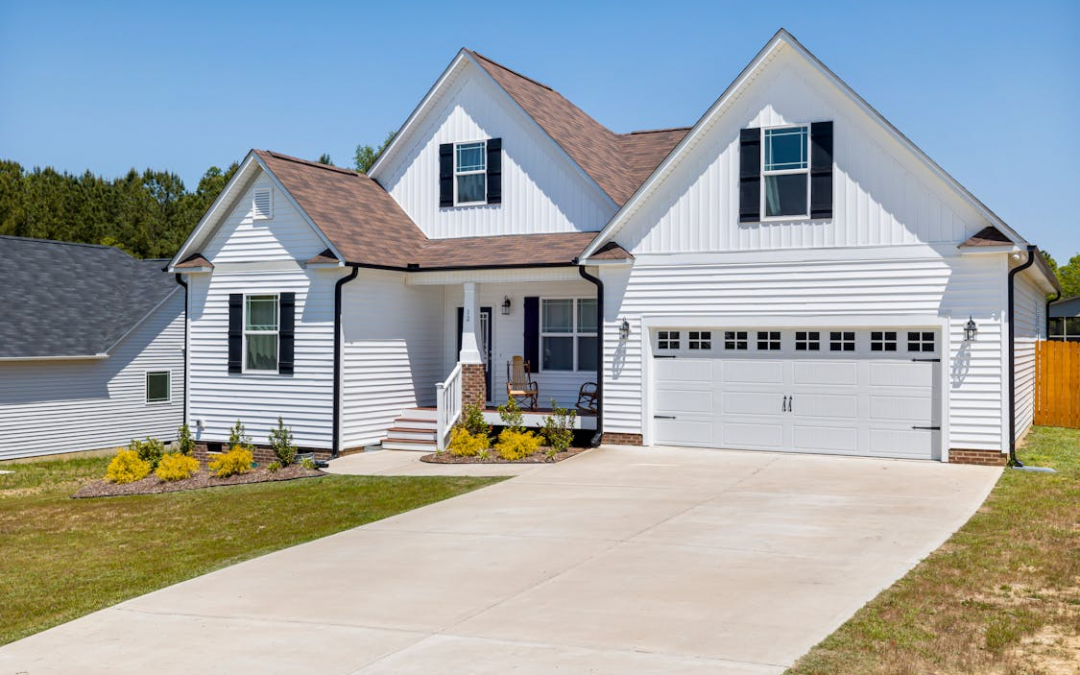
[1035,340,1080,429]
[435,362,464,451]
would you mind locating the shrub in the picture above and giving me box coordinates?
[460,403,491,438]
[495,428,541,461]
[105,450,151,484]
[299,457,317,471]
[497,397,525,432]
[155,453,200,482]
[541,399,576,453]
[130,437,165,470]
[268,417,297,466]
[176,423,196,456]
[478,448,491,461]
[208,445,253,478]
[228,419,252,450]
[266,461,281,473]
[449,426,490,457]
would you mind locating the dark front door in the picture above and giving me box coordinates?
[457,306,493,403]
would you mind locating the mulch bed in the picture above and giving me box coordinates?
[420,447,589,464]
[73,464,323,499]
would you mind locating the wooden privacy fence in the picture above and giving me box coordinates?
[1035,340,1080,428]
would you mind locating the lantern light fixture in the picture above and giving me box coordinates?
[501,296,512,315]
[619,319,630,340]
[964,316,978,342]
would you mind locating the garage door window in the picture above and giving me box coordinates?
[907,331,935,352]
[657,330,680,350]
[724,331,747,350]
[757,331,781,351]
[795,331,820,351]
[870,331,898,352]
[689,331,712,350]
[830,331,855,352]
[542,298,597,371]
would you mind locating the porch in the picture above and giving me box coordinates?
[383,406,597,452]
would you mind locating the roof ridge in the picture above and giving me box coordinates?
[261,151,362,177]
[466,50,554,91]
[0,234,127,253]
[624,127,693,136]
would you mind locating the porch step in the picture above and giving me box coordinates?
[386,427,437,442]
[382,437,437,452]
[403,407,439,422]
[394,417,438,431]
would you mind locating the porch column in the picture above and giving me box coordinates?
[459,282,487,407]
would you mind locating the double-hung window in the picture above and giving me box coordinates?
[455,141,486,205]
[541,298,597,371]
[245,294,279,372]
[763,126,810,218]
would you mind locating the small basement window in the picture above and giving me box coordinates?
[688,331,712,350]
[763,126,809,218]
[253,188,273,220]
[455,141,487,205]
[795,331,820,351]
[657,330,680,350]
[907,331,935,353]
[871,331,898,352]
[146,371,170,404]
[757,331,781,351]
[830,331,855,352]
[724,331,747,350]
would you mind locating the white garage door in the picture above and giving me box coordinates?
[652,328,941,460]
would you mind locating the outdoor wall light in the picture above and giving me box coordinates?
[619,319,630,340]
[501,296,512,315]
[964,316,978,342]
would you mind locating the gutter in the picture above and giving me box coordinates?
[577,265,604,445]
[333,265,361,458]
[1007,245,1036,467]
[1045,289,1061,338]
[174,274,189,426]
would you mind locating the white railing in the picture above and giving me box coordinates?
[435,362,464,452]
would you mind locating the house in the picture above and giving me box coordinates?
[167,30,1059,466]
[0,236,185,460]
[1049,296,1080,341]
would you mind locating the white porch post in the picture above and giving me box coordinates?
[459,282,483,365]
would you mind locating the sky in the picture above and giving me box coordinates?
[1,0,1077,258]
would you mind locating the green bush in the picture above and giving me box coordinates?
[208,446,253,478]
[228,419,252,450]
[495,429,541,461]
[266,461,281,473]
[268,417,297,466]
[449,427,490,457]
[155,453,200,482]
[497,397,525,432]
[129,437,165,470]
[299,457,317,471]
[176,423,196,456]
[105,450,151,484]
[460,403,491,438]
[541,400,576,453]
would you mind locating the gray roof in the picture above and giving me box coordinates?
[0,236,179,358]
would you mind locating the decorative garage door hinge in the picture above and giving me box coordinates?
[911,358,941,362]
[911,425,941,430]
[654,355,677,359]
[654,415,676,419]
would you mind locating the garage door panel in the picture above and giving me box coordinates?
[868,428,933,459]
[791,393,858,420]
[723,422,784,450]
[869,395,933,424]
[722,392,784,416]
[657,359,714,383]
[655,419,715,447]
[793,425,859,452]
[869,362,934,388]
[792,361,858,386]
[656,389,715,414]
[723,361,783,384]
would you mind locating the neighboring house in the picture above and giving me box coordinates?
[168,30,1059,465]
[1049,296,1080,341]
[0,236,185,460]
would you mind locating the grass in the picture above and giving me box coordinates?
[787,426,1080,675]
[0,455,503,646]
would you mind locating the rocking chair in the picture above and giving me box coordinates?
[576,382,598,415]
[506,356,539,410]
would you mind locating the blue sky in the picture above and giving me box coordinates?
[1,0,1077,258]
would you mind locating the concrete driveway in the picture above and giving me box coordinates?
[0,446,1000,674]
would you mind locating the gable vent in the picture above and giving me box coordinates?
[253,188,273,220]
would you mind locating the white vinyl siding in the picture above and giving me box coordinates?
[1012,269,1044,442]
[0,293,185,460]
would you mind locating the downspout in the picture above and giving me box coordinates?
[1007,245,1036,467]
[578,265,604,446]
[173,274,188,427]
[332,265,360,458]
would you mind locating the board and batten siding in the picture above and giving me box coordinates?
[0,293,184,460]
[600,251,1009,453]
[340,270,445,449]
[1012,268,1044,442]
[612,43,993,255]
[374,60,614,239]
[186,171,340,450]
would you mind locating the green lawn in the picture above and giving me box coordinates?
[787,426,1080,674]
[0,455,502,646]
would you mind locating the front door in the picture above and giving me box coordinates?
[457,306,493,403]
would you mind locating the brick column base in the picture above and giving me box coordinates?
[949,449,1008,466]
[601,432,644,446]
[461,363,487,408]
[193,442,332,464]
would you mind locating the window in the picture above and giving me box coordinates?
[724,331,747,350]
[245,295,279,371]
[455,141,486,205]
[830,331,855,352]
[907,331,935,353]
[1050,317,1080,342]
[757,331,781,351]
[541,298,596,371]
[763,126,809,218]
[657,330,680,350]
[795,331,820,351]
[689,331,712,350]
[253,188,273,220]
[870,331,897,352]
[146,371,170,403]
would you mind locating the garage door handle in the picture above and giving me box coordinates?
[654,415,676,420]
[789,395,794,412]
[782,395,788,412]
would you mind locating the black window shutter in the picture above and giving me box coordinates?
[439,143,454,207]
[228,294,243,373]
[278,292,296,374]
[738,128,761,223]
[523,297,539,369]
[486,138,502,204]
[810,121,834,219]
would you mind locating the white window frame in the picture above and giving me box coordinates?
[870,330,898,352]
[756,330,782,351]
[252,187,273,220]
[906,331,936,353]
[688,330,712,350]
[829,331,856,352]
[657,330,680,350]
[540,297,597,372]
[794,330,821,351]
[243,293,280,374]
[144,370,171,404]
[453,140,487,207]
[724,330,748,350]
[760,124,811,221]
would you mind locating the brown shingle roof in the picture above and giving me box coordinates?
[468,51,687,206]
[410,232,628,270]
[958,226,1014,247]
[174,253,213,269]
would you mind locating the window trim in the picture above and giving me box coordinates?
[688,330,712,350]
[724,330,748,350]
[144,370,171,405]
[539,297,597,372]
[760,124,811,221]
[453,140,488,207]
[243,293,281,374]
[657,330,681,350]
[756,330,782,351]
